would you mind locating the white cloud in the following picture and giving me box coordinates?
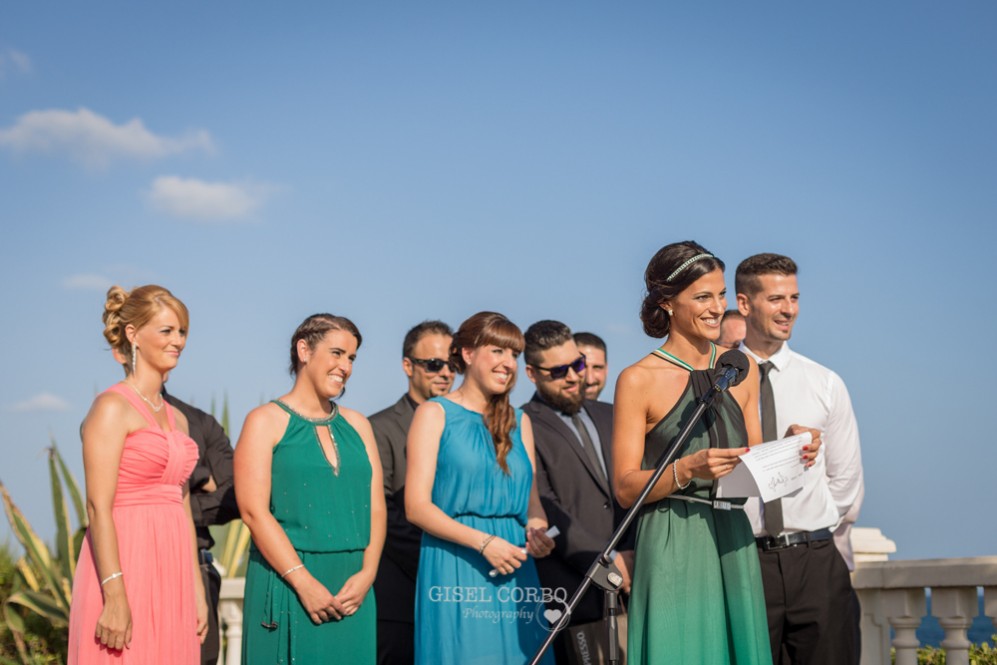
[7,393,71,413]
[0,107,214,168]
[62,273,114,292]
[0,48,32,78]
[147,176,273,221]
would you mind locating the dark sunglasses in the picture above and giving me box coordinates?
[408,357,456,373]
[531,354,586,380]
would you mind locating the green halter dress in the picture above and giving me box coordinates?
[242,401,375,665]
[627,344,772,665]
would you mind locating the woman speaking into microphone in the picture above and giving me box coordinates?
[612,241,819,665]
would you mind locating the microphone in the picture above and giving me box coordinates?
[704,349,750,400]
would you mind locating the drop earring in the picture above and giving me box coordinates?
[131,343,138,375]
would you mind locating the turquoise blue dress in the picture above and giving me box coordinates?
[414,397,555,665]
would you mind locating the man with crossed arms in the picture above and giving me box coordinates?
[736,253,864,665]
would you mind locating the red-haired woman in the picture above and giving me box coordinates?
[406,312,556,664]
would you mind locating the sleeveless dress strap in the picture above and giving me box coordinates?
[650,342,717,371]
[164,400,177,431]
[106,383,160,430]
[270,399,338,425]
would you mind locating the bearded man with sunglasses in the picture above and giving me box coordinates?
[370,320,454,665]
[522,320,634,664]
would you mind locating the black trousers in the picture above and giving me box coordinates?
[758,538,861,665]
[201,562,222,665]
[376,619,415,665]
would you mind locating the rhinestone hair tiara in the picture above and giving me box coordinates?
[666,253,714,282]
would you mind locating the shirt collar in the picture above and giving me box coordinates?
[739,341,792,372]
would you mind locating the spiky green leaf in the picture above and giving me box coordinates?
[221,394,230,436]
[48,447,75,581]
[53,439,87,527]
[5,589,69,626]
[15,557,40,592]
[0,484,71,612]
[2,599,27,633]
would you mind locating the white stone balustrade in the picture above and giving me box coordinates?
[853,556,997,665]
[214,530,996,665]
[219,577,245,665]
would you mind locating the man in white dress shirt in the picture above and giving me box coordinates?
[736,253,864,665]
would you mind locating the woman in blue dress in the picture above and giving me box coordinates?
[406,311,557,665]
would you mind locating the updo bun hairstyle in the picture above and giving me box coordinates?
[640,241,725,338]
[102,285,189,375]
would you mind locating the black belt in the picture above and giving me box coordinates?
[755,528,833,552]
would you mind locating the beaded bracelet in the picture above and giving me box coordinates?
[478,534,497,554]
[280,564,305,579]
[100,571,123,586]
[672,459,691,491]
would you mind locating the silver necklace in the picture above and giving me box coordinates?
[127,381,164,413]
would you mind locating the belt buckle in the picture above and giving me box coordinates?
[770,533,794,550]
[712,500,732,511]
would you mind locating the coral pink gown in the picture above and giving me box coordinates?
[68,383,200,663]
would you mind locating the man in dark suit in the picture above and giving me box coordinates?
[522,320,633,664]
[163,389,239,665]
[369,321,454,665]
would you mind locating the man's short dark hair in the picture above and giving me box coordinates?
[524,320,573,367]
[572,332,606,359]
[722,309,744,322]
[402,320,454,358]
[735,253,799,297]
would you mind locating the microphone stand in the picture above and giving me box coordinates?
[529,379,728,665]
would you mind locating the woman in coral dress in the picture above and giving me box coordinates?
[68,285,207,663]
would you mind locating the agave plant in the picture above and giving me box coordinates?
[210,393,251,578]
[215,520,252,578]
[0,443,86,663]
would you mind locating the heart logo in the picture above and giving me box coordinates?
[543,608,563,624]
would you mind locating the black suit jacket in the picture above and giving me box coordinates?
[369,395,423,624]
[524,394,632,625]
[163,393,239,550]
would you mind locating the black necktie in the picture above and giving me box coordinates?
[759,361,784,536]
[571,412,607,487]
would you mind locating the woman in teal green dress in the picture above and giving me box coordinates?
[613,242,819,664]
[405,311,556,665]
[235,313,386,664]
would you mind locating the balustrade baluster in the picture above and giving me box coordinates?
[932,586,976,665]
[883,588,925,665]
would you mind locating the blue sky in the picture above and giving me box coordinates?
[2,2,995,561]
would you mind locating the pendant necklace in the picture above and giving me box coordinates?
[127,381,164,413]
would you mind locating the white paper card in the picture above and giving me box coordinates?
[715,432,812,502]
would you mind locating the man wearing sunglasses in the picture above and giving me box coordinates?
[522,320,634,664]
[370,320,454,665]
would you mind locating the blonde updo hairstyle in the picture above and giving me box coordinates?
[103,285,190,375]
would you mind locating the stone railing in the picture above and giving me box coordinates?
[215,529,996,665]
[854,557,997,665]
[218,577,245,665]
